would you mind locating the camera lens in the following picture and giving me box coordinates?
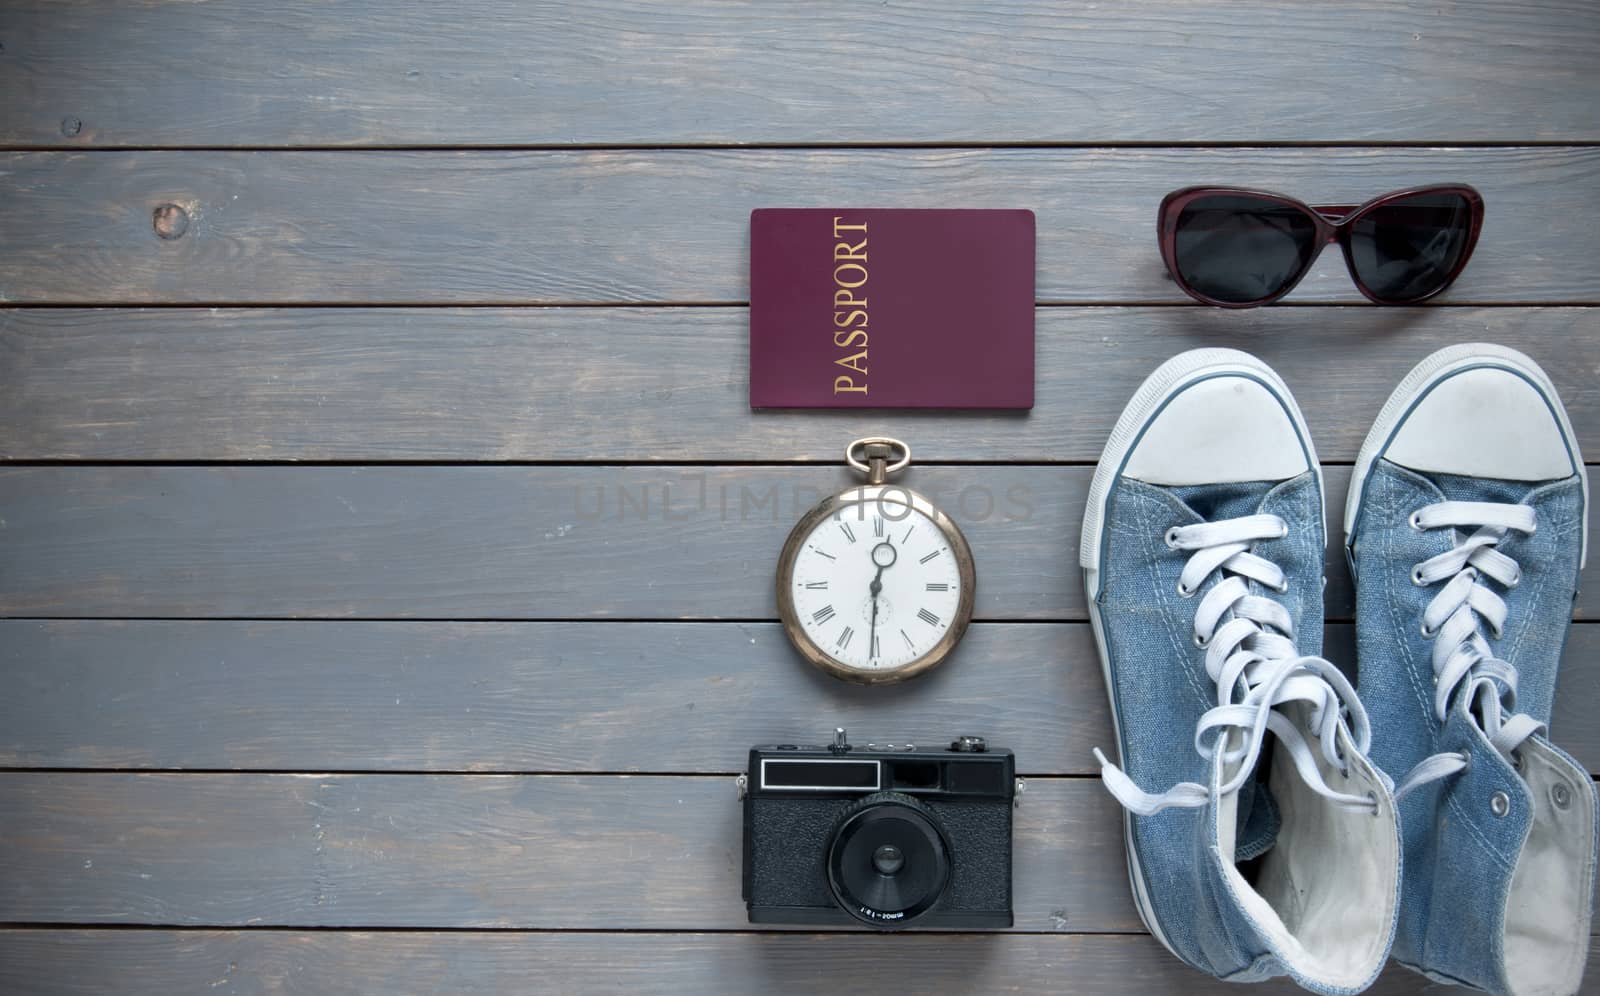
[826,792,951,928]
[872,844,905,876]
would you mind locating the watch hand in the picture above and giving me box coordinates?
[867,541,896,658]
[871,541,898,575]
[870,589,880,656]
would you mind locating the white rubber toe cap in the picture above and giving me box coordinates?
[1082,348,1320,573]
[1345,342,1587,566]
[1384,366,1577,482]
[1122,373,1312,486]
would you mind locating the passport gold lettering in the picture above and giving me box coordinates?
[834,307,869,349]
[831,216,870,395]
[832,264,868,288]
[835,349,869,375]
[834,289,867,308]
[833,238,868,263]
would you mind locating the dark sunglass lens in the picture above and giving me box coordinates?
[1171,195,1320,304]
[1348,192,1474,302]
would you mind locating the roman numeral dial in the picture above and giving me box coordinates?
[780,493,972,684]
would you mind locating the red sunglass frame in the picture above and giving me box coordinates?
[1157,184,1485,308]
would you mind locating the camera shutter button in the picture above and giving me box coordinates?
[950,736,987,753]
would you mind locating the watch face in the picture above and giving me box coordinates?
[782,494,969,679]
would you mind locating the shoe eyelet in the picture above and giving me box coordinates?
[1489,791,1511,818]
[1193,632,1209,649]
[1276,522,1289,540]
[1271,581,1290,595]
[1420,622,1438,639]
[1411,568,1427,587]
[1367,791,1380,816]
[1177,582,1195,599]
[1506,570,1522,589]
[1553,782,1573,810]
[1408,511,1425,531]
[1164,527,1182,549]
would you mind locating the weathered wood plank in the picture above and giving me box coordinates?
[0,620,1099,774]
[1,1,1596,147]
[0,929,1554,995]
[1,148,1597,304]
[2,465,1595,620]
[0,464,1071,619]
[3,306,1596,463]
[3,621,1595,776]
[0,773,1133,931]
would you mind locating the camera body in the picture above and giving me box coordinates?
[742,731,1015,929]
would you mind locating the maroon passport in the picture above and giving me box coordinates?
[750,208,1035,409]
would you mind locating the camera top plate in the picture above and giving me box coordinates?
[747,730,1014,801]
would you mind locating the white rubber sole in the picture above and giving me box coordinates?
[1343,343,1588,568]
[1084,597,1176,955]
[1080,348,1323,961]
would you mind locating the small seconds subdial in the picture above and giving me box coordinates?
[789,503,963,674]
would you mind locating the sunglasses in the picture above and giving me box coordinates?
[1158,184,1484,307]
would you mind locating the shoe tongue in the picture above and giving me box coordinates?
[1425,471,1539,506]
[1167,480,1278,523]
[1233,775,1281,863]
[1168,477,1291,861]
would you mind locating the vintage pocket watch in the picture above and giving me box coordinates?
[777,437,976,684]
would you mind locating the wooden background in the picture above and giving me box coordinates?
[0,2,1597,992]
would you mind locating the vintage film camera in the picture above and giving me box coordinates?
[741,729,1017,929]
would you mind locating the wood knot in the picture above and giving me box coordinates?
[60,116,82,137]
[153,204,190,240]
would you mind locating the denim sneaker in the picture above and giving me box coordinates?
[1345,344,1596,996]
[1084,349,1401,995]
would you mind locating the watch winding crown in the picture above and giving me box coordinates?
[846,437,911,485]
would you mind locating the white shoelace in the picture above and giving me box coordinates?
[1095,514,1380,816]
[1391,501,1544,800]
